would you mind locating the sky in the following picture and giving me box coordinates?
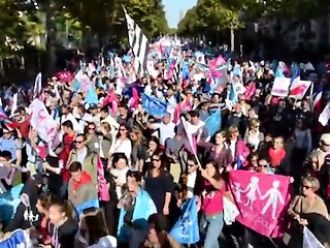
[163,0,198,29]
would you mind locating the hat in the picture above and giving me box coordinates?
[320,133,330,146]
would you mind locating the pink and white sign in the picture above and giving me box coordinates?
[229,170,291,238]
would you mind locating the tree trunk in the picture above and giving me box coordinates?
[230,25,235,52]
[45,0,57,76]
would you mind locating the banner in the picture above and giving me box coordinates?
[170,198,200,244]
[271,77,290,97]
[228,170,291,237]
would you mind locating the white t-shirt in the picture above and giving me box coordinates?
[152,122,175,145]
[111,138,132,162]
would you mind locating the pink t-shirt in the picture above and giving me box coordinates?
[202,183,224,216]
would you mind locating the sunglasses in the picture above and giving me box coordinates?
[75,140,84,144]
[152,158,160,162]
[302,184,311,189]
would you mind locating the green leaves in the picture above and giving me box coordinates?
[177,0,244,36]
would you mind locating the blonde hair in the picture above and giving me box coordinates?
[302,176,320,191]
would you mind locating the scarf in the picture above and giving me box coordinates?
[72,171,92,191]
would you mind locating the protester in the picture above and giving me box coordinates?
[287,176,329,247]
[200,161,225,248]
[117,170,157,248]
[47,199,78,248]
[67,161,98,208]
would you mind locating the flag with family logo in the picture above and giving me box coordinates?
[228,170,291,237]
[170,198,200,244]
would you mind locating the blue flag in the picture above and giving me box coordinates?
[85,85,99,106]
[170,198,200,244]
[0,184,23,225]
[76,198,99,216]
[142,94,167,117]
[229,83,238,104]
[290,62,300,84]
[72,79,80,92]
[0,229,30,248]
[205,109,222,138]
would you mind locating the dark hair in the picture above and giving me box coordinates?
[205,160,221,180]
[187,154,198,165]
[148,136,160,148]
[49,199,76,220]
[75,133,86,141]
[100,107,109,113]
[69,161,82,172]
[126,170,142,183]
[112,153,128,166]
[189,110,199,118]
[0,150,12,161]
[15,106,26,114]
[116,123,129,139]
[62,120,73,129]
[38,192,55,210]
[147,214,171,248]
[82,209,109,245]
[258,156,270,163]
[118,102,128,110]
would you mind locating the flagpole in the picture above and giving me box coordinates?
[309,81,314,111]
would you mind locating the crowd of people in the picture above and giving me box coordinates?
[0,38,330,248]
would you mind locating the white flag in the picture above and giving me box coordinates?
[33,72,42,99]
[303,226,325,248]
[123,7,149,76]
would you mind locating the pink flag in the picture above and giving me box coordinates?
[57,71,73,83]
[129,87,140,110]
[229,170,291,238]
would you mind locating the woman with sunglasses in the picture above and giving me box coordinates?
[144,153,174,216]
[109,123,132,168]
[287,176,328,247]
[84,123,99,153]
[244,119,264,152]
[227,125,250,169]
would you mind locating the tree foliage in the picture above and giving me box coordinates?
[177,0,330,37]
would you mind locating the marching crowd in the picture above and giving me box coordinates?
[0,40,330,248]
